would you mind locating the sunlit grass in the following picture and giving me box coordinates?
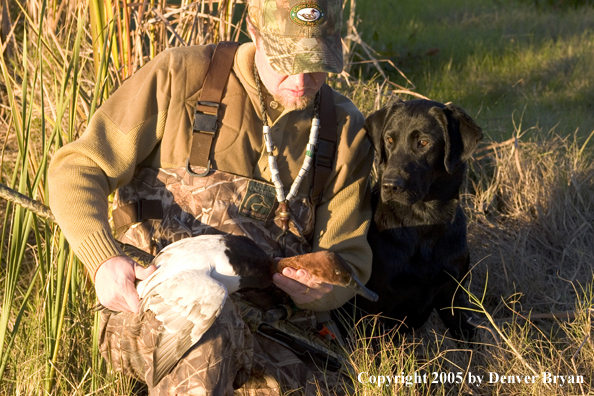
[345,275,593,395]
[1,0,594,395]
[0,2,133,394]
[356,0,594,140]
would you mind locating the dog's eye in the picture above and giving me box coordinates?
[418,140,429,148]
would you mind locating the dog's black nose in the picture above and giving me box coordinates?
[382,178,406,193]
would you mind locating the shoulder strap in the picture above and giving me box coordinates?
[188,41,240,173]
[311,84,337,205]
[113,42,239,230]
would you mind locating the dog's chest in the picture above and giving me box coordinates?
[388,225,447,262]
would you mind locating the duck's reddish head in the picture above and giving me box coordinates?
[275,251,379,301]
[216,235,378,301]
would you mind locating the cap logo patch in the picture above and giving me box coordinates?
[290,3,325,27]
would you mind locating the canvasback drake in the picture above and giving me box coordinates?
[136,233,377,386]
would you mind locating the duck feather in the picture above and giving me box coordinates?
[137,236,233,386]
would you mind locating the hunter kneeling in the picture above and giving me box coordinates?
[48,0,374,394]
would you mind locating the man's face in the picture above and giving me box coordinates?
[254,42,327,111]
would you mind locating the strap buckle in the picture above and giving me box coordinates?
[112,200,163,231]
[193,101,220,133]
[186,157,211,177]
[315,138,336,169]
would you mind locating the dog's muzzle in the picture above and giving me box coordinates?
[381,176,406,194]
[381,175,422,205]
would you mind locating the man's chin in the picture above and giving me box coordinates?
[275,93,316,111]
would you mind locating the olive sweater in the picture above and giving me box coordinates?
[48,43,373,311]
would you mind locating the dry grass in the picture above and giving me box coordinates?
[468,128,594,315]
[342,123,594,395]
[1,0,593,395]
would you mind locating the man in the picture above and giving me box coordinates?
[49,0,373,394]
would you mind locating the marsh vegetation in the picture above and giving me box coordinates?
[0,0,592,394]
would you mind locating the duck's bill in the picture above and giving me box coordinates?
[346,275,379,302]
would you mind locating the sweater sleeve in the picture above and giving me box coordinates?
[296,95,374,311]
[48,49,188,279]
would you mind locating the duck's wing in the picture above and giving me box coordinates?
[140,269,227,387]
[136,235,229,297]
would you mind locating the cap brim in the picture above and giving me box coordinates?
[260,30,343,75]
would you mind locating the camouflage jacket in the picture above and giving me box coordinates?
[48,42,373,311]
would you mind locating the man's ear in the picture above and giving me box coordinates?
[364,101,404,162]
[430,104,483,173]
[246,18,261,49]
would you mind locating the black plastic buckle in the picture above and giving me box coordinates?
[315,139,336,169]
[193,101,220,133]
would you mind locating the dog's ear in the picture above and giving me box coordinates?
[364,101,404,160]
[364,106,391,153]
[430,104,483,173]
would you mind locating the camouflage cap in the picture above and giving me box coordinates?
[248,0,343,75]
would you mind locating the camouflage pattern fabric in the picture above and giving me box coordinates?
[230,294,348,368]
[261,32,343,76]
[113,167,315,258]
[99,300,350,395]
[105,167,350,394]
[247,0,343,75]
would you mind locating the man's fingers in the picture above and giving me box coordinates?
[272,270,333,304]
[280,267,330,292]
[273,272,301,294]
[100,278,141,313]
[95,255,150,313]
[135,263,157,280]
[108,299,131,313]
[286,268,313,283]
[121,279,141,313]
[98,292,132,313]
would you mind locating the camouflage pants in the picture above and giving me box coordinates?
[99,300,349,395]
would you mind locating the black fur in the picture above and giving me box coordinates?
[355,99,482,339]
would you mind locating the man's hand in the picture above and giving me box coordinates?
[94,255,157,313]
[273,266,333,305]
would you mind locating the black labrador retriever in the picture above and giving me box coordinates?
[353,99,482,339]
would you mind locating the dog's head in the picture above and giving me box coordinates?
[365,100,482,205]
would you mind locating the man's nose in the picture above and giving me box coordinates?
[287,73,311,87]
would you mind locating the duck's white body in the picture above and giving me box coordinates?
[132,233,377,386]
[136,234,254,386]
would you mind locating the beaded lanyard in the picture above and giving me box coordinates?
[253,62,321,250]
